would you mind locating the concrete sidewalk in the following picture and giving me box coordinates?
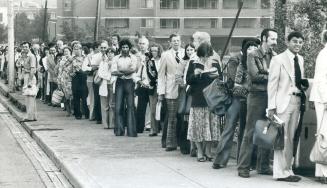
[0,81,322,188]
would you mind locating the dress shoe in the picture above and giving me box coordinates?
[277,175,301,182]
[22,118,37,122]
[165,147,177,152]
[96,120,102,124]
[149,133,158,137]
[238,171,250,178]
[75,116,82,120]
[257,168,273,175]
[319,177,327,184]
[212,164,225,169]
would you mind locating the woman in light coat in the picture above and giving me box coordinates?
[310,30,327,184]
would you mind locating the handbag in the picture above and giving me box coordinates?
[51,89,64,105]
[93,70,102,85]
[177,87,192,114]
[310,113,327,165]
[202,78,232,116]
[253,117,284,150]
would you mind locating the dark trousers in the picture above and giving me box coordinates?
[238,92,271,173]
[93,83,102,122]
[72,76,89,119]
[136,89,149,133]
[214,97,241,166]
[177,113,190,153]
[115,78,137,137]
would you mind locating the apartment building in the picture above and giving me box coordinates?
[55,0,273,51]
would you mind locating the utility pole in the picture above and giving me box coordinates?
[42,0,48,42]
[94,0,101,41]
[7,0,15,92]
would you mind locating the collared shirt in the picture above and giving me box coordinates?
[82,52,102,72]
[111,53,138,80]
[285,49,301,93]
[21,52,36,74]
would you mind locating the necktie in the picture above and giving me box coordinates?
[175,52,180,64]
[294,55,302,90]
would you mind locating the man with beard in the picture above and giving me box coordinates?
[238,28,278,178]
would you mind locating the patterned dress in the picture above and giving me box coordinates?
[57,57,73,98]
[186,57,222,142]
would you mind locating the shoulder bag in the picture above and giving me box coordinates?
[310,113,327,165]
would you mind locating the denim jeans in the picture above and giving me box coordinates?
[114,78,137,137]
[237,92,271,173]
[213,97,241,166]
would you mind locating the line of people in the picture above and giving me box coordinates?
[8,28,327,184]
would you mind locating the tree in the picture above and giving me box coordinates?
[15,12,33,42]
[0,24,8,43]
[274,0,287,53]
[286,0,327,78]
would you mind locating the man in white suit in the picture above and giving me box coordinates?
[158,34,185,151]
[267,31,306,182]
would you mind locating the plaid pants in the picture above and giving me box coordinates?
[166,99,178,148]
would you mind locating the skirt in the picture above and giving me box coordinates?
[187,107,220,142]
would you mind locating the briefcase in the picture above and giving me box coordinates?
[253,119,284,150]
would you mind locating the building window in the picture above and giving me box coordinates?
[105,18,129,28]
[141,0,153,8]
[222,18,257,28]
[260,17,270,28]
[184,18,217,29]
[105,0,129,9]
[63,0,72,11]
[160,0,179,9]
[160,19,180,28]
[184,0,218,9]
[243,0,257,9]
[261,0,270,9]
[141,19,154,28]
[223,0,257,9]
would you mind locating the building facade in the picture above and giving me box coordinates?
[55,0,273,52]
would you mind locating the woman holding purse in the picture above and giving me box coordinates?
[310,30,327,184]
[186,42,221,162]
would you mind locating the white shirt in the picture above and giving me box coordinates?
[111,54,138,81]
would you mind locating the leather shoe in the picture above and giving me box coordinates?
[277,175,301,182]
[212,164,225,169]
[238,171,250,178]
[149,133,158,137]
[165,147,177,152]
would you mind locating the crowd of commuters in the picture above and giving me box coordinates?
[2,29,327,184]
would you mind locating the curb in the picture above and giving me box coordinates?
[0,83,100,188]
